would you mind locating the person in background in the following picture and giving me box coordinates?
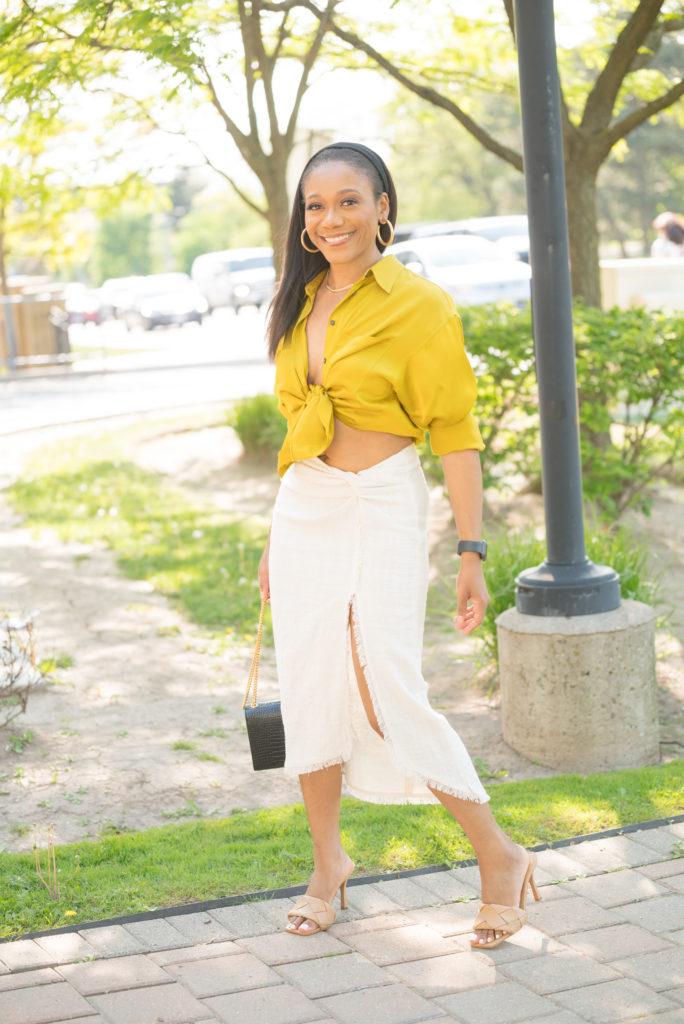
[651,212,684,257]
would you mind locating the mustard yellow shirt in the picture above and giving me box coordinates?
[274,254,484,477]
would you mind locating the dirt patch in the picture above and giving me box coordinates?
[1,417,682,853]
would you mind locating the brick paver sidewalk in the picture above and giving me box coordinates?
[1,822,683,1024]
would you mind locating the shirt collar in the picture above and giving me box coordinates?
[302,254,402,302]
[366,255,402,293]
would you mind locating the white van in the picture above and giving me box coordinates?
[191,247,275,312]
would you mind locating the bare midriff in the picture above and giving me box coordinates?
[318,416,413,473]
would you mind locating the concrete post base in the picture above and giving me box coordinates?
[496,599,659,773]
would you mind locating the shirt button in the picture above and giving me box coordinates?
[329,319,335,325]
[323,357,327,363]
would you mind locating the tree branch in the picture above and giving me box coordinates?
[502,0,515,41]
[190,147,268,219]
[597,77,684,162]
[581,0,665,134]
[195,56,254,168]
[237,0,262,146]
[271,7,291,64]
[283,0,338,150]
[299,0,523,171]
[99,87,268,218]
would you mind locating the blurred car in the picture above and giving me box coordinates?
[63,284,101,325]
[191,247,275,312]
[407,215,530,262]
[391,234,532,307]
[98,275,145,320]
[123,273,209,330]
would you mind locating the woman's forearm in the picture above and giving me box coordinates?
[440,449,483,540]
[440,449,488,634]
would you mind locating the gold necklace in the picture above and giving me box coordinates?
[324,274,354,294]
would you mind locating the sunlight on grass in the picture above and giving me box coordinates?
[8,441,268,637]
[1,761,681,939]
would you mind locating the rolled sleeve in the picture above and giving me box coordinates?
[399,313,485,454]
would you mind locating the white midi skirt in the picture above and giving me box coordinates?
[268,445,489,805]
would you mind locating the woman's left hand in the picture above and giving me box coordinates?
[453,555,489,636]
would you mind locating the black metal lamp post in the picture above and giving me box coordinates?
[512,0,620,616]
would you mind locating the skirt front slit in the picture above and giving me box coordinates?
[268,445,488,805]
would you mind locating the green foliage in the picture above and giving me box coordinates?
[0,105,91,279]
[445,521,665,674]
[5,731,34,754]
[173,192,270,274]
[0,0,337,267]
[574,304,684,517]
[389,94,525,224]
[456,303,684,517]
[7,457,267,637]
[227,394,287,458]
[90,204,155,284]
[39,652,75,674]
[460,303,540,491]
[1,760,681,938]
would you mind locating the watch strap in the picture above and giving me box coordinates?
[457,540,487,561]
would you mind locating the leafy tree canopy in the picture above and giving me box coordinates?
[304,0,684,302]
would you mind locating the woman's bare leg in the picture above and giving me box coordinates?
[348,615,529,945]
[286,765,354,934]
[430,788,531,945]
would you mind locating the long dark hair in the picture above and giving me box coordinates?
[665,221,684,246]
[266,142,398,360]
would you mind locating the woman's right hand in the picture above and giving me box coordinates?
[258,540,270,603]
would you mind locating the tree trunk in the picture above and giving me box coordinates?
[0,208,8,296]
[260,158,292,280]
[565,161,602,306]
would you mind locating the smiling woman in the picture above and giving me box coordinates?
[257,142,541,948]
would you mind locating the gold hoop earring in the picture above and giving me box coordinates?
[300,228,318,253]
[377,220,395,246]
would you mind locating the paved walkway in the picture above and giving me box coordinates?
[1,821,683,1024]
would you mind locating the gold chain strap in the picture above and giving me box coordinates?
[242,599,267,709]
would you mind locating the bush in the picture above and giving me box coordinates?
[459,303,540,492]
[437,521,664,680]
[226,394,286,458]
[574,304,684,516]
[458,302,684,518]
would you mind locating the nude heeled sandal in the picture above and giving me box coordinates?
[470,852,541,950]
[286,878,350,936]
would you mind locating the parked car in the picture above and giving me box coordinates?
[191,247,275,312]
[98,276,145,320]
[63,284,101,325]
[123,273,208,330]
[406,215,530,262]
[390,234,532,307]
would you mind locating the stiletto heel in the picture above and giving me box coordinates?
[470,852,541,950]
[529,871,540,903]
[286,862,354,936]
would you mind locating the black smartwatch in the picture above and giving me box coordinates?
[457,540,487,562]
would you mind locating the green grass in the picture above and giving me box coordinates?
[7,442,268,638]
[1,761,681,940]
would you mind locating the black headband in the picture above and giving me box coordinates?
[303,141,391,195]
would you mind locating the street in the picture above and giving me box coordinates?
[0,308,275,436]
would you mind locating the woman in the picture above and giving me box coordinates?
[258,141,539,949]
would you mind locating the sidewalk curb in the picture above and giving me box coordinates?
[0,355,267,385]
[5,812,682,944]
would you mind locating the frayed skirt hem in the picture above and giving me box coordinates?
[344,771,490,806]
[284,755,347,777]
